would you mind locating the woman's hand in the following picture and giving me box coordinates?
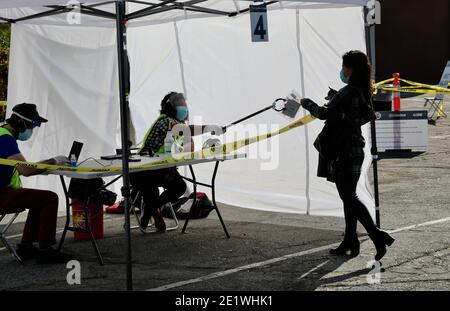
[53,156,70,166]
[300,98,314,111]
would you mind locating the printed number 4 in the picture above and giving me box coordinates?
[254,15,266,40]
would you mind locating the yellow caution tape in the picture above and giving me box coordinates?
[399,78,450,92]
[374,77,450,95]
[374,78,394,88]
[377,87,450,95]
[0,114,316,173]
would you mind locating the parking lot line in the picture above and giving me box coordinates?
[146,216,450,291]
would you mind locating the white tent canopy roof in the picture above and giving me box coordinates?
[0,1,368,9]
[0,1,368,26]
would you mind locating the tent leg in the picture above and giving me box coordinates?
[365,7,381,228]
[371,120,381,228]
[116,0,133,291]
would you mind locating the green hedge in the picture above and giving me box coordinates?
[0,101,6,122]
[0,24,10,102]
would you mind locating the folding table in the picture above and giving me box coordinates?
[47,153,246,265]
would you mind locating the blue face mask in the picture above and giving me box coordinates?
[176,106,189,121]
[18,128,33,141]
[340,69,349,84]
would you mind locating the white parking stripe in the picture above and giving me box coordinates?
[387,217,450,234]
[297,260,330,280]
[146,216,450,291]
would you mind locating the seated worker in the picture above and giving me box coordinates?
[0,103,73,263]
[132,92,223,232]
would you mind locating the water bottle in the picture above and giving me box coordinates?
[164,132,174,154]
[69,154,77,167]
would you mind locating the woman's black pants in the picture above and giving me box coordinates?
[334,161,379,240]
[130,168,187,213]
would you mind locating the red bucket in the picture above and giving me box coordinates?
[71,198,104,240]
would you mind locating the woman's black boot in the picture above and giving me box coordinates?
[330,237,360,257]
[371,231,395,261]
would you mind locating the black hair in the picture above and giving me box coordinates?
[342,50,373,101]
[5,114,30,135]
[160,91,178,119]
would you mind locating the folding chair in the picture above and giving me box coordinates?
[424,60,450,122]
[128,189,179,234]
[424,94,446,121]
[0,206,25,264]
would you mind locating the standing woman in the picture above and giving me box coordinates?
[300,50,394,261]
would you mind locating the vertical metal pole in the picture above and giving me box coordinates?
[57,176,70,252]
[295,9,311,215]
[365,7,381,228]
[211,161,230,239]
[115,0,133,290]
[182,165,198,233]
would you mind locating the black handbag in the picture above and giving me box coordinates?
[313,122,353,161]
[68,178,117,205]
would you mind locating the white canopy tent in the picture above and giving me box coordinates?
[1,0,378,290]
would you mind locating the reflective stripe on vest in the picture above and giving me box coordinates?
[137,114,184,155]
[0,127,22,189]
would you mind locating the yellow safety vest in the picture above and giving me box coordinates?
[137,114,184,155]
[0,127,22,189]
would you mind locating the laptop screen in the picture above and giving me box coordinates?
[68,141,83,161]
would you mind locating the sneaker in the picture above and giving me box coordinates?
[105,202,124,214]
[16,243,39,260]
[152,208,166,233]
[36,247,74,264]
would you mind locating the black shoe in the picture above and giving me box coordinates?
[371,231,395,261]
[330,237,360,257]
[36,247,74,264]
[16,243,39,260]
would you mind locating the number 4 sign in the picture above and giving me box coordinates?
[250,5,269,42]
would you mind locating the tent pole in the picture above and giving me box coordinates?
[115,0,133,291]
[364,7,381,228]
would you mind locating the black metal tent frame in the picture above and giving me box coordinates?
[0,0,379,291]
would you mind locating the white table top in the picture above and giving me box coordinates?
[48,152,247,179]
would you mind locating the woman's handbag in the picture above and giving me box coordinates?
[313,123,353,161]
[314,87,372,161]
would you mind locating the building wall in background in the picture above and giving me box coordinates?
[376,0,449,84]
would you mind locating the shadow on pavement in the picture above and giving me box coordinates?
[0,215,353,291]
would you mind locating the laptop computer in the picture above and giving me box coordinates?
[100,154,141,162]
[68,141,83,162]
[100,147,141,162]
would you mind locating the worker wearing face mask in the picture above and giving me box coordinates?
[131,92,223,232]
[0,103,73,264]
